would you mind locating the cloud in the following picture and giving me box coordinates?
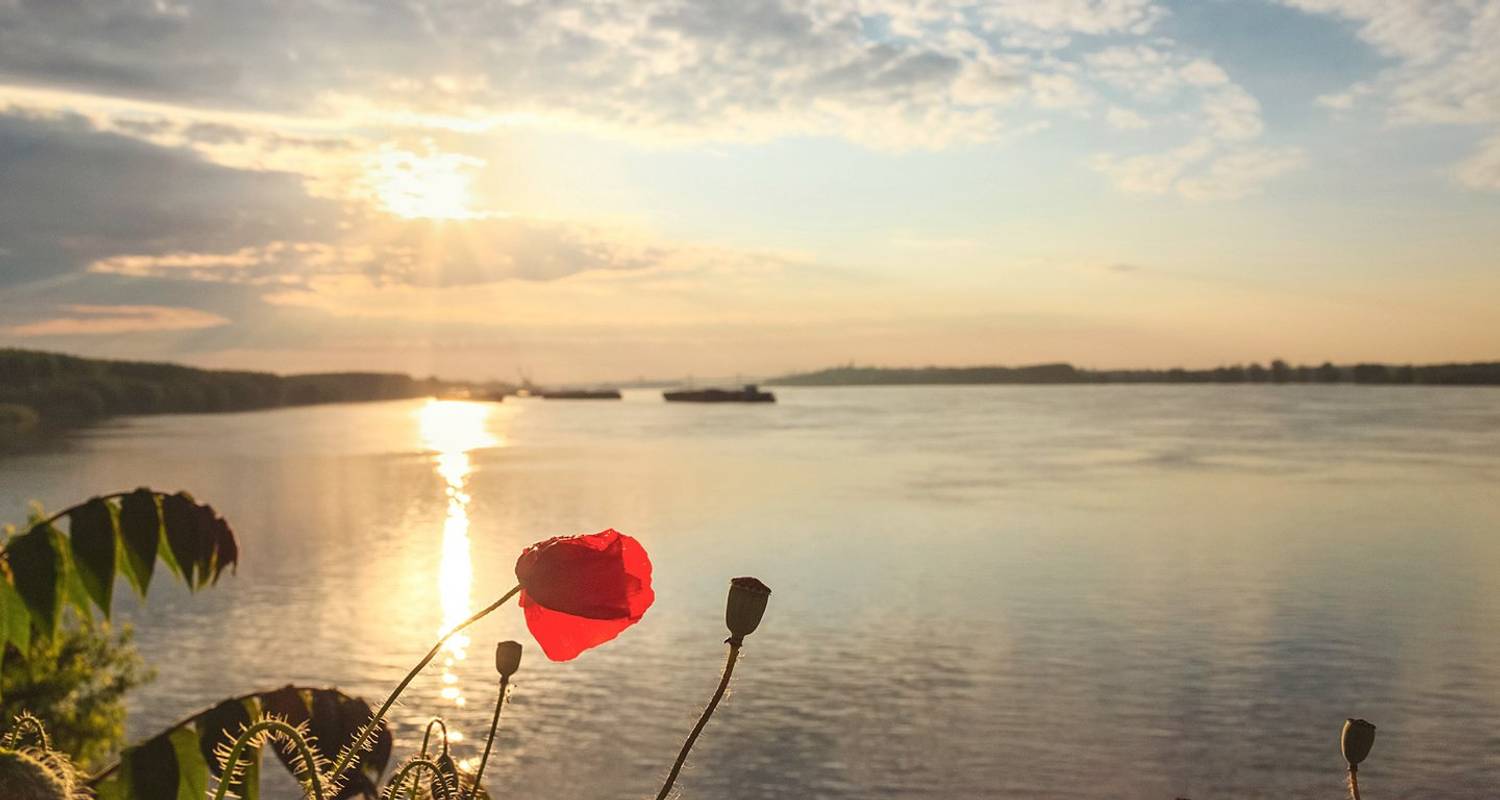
[1090,138,1303,200]
[1176,146,1306,200]
[85,216,741,287]
[1090,139,1215,195]
[0,1,1310,202]
[4,304,230,336]
[1106,106,1150,130]
[976,0,1164,38]
[0,0,1261,156]
[0,108,339,286]
[1315,81,1373,111]
[1080,43,1294,198]
[1200,84,1263,141]
[1457,134,1500,191]
[1281,0,1500,189]
[0,107,738,291]
[1277,0,1472,63]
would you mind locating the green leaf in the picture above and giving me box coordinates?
[92,774,125,800]
[116,489,161,596]
[5,488,237,633]
[124,730,180,800]
[6,523,64,636]
[0,573,30,675]
[95,687,390,800]
[435,751,461,795]
[307,689,392,799]
[157,493,195,585]
[60,537,95,618]
[198,696,258,800]
[0,573,31,654]
[160,493,212,589]
[261,686,392,797]
[207,514,238,586]
[236,697,262,800]
[158,492,238,590]
[169,725,209,800]
[68,497,118,615]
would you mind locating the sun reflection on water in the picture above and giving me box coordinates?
[417,400,499,753]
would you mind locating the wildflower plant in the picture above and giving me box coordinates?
[5,490,778,799]
[209,716,331,800]
[1,486,1415,798]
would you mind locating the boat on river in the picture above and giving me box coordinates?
[663,384,775,403]
[539,389,622,400]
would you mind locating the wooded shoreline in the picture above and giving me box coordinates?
[8,348,1498,449]
[770,360,1500,386]
[0,348,498,449]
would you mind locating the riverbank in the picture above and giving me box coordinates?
[771,360,1500,386]
[0,348,503,450]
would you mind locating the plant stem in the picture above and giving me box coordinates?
[1348,765,1361,800]
[654,639,741,800]
[420,718,450,759]
[386,757,456,800]
[327,585,522,789]
[0,491,133,558]
[210,719,327,800]
[35,492,131,529]
[466,676,509,800]
[1,713,51,750]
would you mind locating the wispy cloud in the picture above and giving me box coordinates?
[5,304,230,336]
[1458,134,1500,190]
[1082,45,1298,199]
[1283,0,1500,189]
[1,0,1288,189]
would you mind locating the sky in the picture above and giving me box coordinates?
[1,0,1498,382]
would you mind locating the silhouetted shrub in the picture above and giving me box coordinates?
[0,404,40,447]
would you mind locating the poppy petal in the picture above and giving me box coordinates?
[521,590,637,661]
[616,533,655,619]
[514,528,655,660]
[515,529,655,620]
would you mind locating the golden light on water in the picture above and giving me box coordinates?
[417,400,499,744]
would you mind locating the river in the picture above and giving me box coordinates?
[3,385,1499,797]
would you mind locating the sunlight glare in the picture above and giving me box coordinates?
[369,147,486,220]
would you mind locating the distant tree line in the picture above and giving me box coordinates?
[0,348,451,447]
[770,360,1500,387]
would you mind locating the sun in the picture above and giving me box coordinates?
[367,146,486,220]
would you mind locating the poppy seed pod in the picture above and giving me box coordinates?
[1341,718,1376,766]
[494,640,524,677]
[725,577,771,642]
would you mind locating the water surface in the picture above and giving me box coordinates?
[3,386,1499,798]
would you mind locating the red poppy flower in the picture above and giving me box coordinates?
[515,529,655,661]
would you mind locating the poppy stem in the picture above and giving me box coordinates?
[327,584,522,790]
[654,639,742,800]
[1347,765,1361,800]
[466,675,510,800]
[419,718,450,759]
